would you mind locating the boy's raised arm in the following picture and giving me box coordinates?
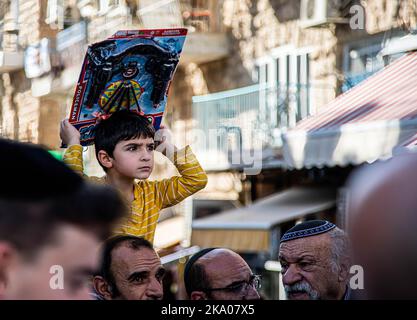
[156,140,208,209]
[60,119,84,175]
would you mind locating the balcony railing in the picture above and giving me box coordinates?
[179,0,224,33]
[137,0,225,33]
[83,0,229,64]
[53,21,88,91]
[191,83,334,170]
[56,21,88,69]
[88,4,141,42]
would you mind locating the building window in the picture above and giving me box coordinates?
[99,0,121,13]
[342,41,384,92]
[342,34,408,92]
[255,46,311,129]
[45,0,64,29]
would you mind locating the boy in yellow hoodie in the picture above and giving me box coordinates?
[60,110,207,243]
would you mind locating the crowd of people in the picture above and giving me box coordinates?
[1,109,416,299]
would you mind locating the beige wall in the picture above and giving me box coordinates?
[1,0,61,148]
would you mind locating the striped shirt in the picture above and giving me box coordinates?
[63,144,208,243]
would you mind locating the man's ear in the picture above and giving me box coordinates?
[338,258,351,283]
[0,242,15,299]
[92,276,113,300]
[190,291,208,300]
[97,150,113,170]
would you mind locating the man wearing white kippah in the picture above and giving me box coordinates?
[278,220,352,300]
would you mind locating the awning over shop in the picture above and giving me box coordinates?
[283,51,417,169]
[191,187,336,253]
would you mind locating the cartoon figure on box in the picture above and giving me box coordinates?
[68,29,187,145]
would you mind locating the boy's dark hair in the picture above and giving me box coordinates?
[94,110,155,170]
[98,235,154,297]
[0,138,128,261]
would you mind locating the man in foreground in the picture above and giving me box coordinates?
[0,139,127,299]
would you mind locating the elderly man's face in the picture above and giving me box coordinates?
[279,233,344,300]
[200,250,260,300]
[108,246,165,300]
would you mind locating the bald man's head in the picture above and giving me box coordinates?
[185,248,260,300]
[199,248,240,262]
[348,153,417,299]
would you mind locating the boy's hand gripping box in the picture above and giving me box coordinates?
[68,28,187,146]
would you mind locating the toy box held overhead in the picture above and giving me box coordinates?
[68,28,187,146]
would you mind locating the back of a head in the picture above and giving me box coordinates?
[0,138,83,200]
[94,110,155,164]
[54,183,128,240]
[0,138,127,259]
[184,248,218,297]
[347,153,417,299]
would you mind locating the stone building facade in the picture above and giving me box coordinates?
[1,0,61,147]
[1,0,416,149]
[161,1,417,181]
[1,0,417,197]
[0,0,415,206]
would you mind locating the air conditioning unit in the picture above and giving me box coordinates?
[300,0,349,28]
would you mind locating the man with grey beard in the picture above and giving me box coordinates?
[278,220,351,300]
